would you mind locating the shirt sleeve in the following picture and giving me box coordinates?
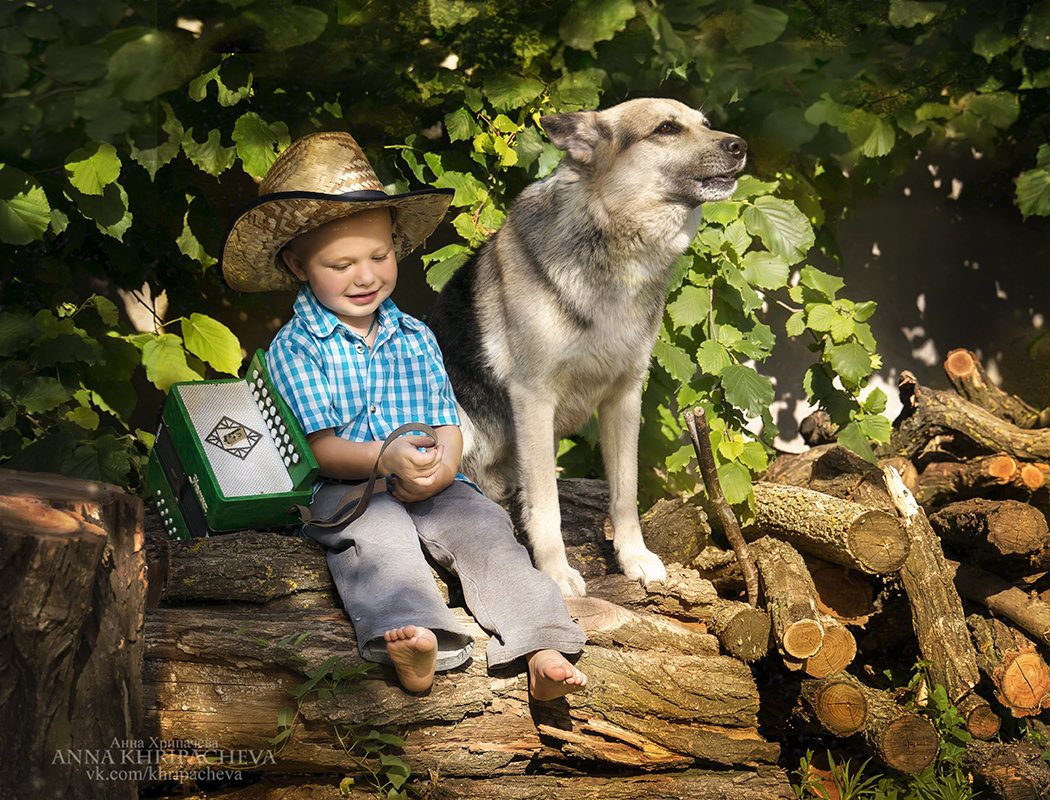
[266,332,340,435]
[420,326,461,428]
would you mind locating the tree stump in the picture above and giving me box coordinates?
[0,469,146,800]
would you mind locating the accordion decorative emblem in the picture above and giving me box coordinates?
[146,349,319,539]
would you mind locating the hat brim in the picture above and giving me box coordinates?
[222,188,454,292]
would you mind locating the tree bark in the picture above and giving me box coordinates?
[955,692,1000,741]
[944,348,1050,429]
[915,453,1028,507]
[883,466,981,703]
[964,740,1050,800]
[142,607,779,777]
[563,596,719,655]
[747,536,824,660]
[967,613,1050,718]
[0,469,146,800]
[946,559,1050,649]
[892,375,1050,462]
[746,482,910,574]
[708,597,772,662]
[929,498,1050,573]
[798,675,868,736]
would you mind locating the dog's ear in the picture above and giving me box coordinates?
[540,111,603,165]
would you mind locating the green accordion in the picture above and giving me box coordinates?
[145,350,319,539]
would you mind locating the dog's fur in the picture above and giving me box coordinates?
[428,98,747,596]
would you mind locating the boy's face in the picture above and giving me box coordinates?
[281,208,397,330]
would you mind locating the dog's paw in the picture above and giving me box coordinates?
[619,548,667,586]
[548,565,588,598]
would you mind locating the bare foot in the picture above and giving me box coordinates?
[527,649,588,701]
[384,626,437,693]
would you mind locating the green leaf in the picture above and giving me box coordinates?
[189,60,253,106]
[806,303,836,333]
[800,266,845,300]
[837,421,877,464]
[0,312,37,355]
[740,251,790,289]
[859,116,896,157]
[182,314,242,376]
[242,5,330,51]
[432,170,487,207]
[702,201,741,225]
[827,342,874,387]
[428,0,483,28]
[965,92,1020,129]
[666,285,710,329]
[445,108,476,142]
[559,0,638,51]
[421,244,470,291]
[716,460,753,505]
[858,412,892,443]
[0,164,51,245]
[65,142,121,196]
[720,364,775,417]
[142,334,202,391]
[108,29,201,101]
[19,376,72,413]
[697,339,732,375]
[129,101,183,180]
[785,310,805,338]
[68,181,132,241]
[483,74,545,112]
[1021,5,1050,51]
[183,128,238,176]
[177,203,218,268]
[742,196,814,263]
[233,113,291,178]
[1017,167,1050,218]
[62,435,132,484]
[653,337,696,384]
[973,25,1017,61]
[888,0,946,28]
[727,4,789,51]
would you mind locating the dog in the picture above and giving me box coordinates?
[427,97,747,596]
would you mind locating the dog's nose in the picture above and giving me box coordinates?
[722,137,748,159]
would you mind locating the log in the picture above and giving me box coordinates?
[563,596,719,655]
[708,597,772,662]
[944,348,1050,429]
[175,769,796,800]
[946,559,1050,649]
[892,374,1050,462]
[143,607,779,776]
[798,675,868,736]
[746,482,910,574]
[838,672,939,774]
[929,498,1050,573]
[800,614,857,679]
[964,740,1050,800]
[806,558,876,627]
[0,469,146,800]
[916,453,1027,507]
[967,613,1050,717]
[883,467,980,703]
[955,692,1000,741]
[747,536,824,660]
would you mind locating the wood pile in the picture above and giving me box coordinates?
[5,347,1050,799]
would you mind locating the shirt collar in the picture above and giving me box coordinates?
[293,284,411,341]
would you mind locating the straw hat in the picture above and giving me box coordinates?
[222,131,454,292]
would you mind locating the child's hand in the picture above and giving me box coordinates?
[378,435,453,502]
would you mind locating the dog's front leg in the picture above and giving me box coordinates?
[599,379,667,586]
[510,385,588,597]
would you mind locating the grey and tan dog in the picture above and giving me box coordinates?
[428,97,747,596]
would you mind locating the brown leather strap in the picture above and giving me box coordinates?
[290,422,439,529]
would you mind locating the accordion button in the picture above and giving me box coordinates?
[279,424,286,434]
[283,456,291,466]
[256,378,264,388]
[292,453,300,463]
[252,370,259,380]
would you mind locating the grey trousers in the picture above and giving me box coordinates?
[304,479,587,671]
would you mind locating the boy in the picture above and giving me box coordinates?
[221,131,587,697]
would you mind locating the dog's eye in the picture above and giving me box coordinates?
[701,119,712,129]
[653,120,681,135]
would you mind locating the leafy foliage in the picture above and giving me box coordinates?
[2,1,1048,501]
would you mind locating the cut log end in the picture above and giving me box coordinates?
[847,511,910,573]
[803,622,857,678]
[944,349,978,381]
[957,694,1001,741]
[878,713,939,774]
[998,651,1050,717]
[811,680,868,736]
[782,618,824,660]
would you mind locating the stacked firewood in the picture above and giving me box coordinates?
[751,348,1050,796]
[7,348,1050,799]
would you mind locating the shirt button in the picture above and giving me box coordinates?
[355,343,365,354]
[370,404,377,413]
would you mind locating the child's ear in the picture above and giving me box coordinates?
[280,247,307,281]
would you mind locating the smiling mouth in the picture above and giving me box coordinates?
[695,168,742,188]
[348,290,379,304]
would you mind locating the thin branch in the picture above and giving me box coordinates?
[683,407,760,607]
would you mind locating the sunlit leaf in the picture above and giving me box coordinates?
[233,113,290,178]
[742,196,814,263]
[559,0,637,51]
[720,364,775,417]
[0,164,50,245]
[142,333,201,391]
[65,142,121,196]
[182,313,242,376]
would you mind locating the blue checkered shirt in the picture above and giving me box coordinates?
[266,286,461,445]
